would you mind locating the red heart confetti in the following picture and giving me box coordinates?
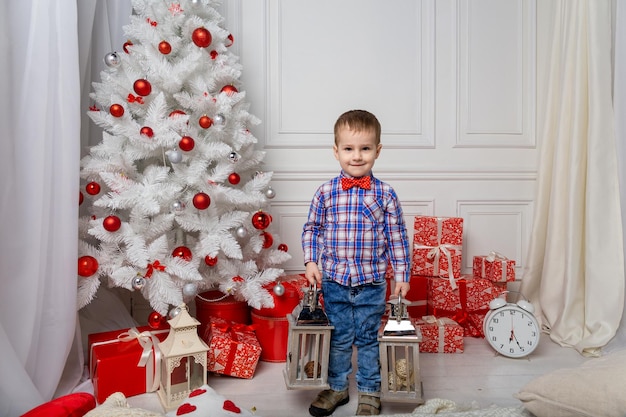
[176,403,197,415]
[189,388,206,398]
[223,400,241,413]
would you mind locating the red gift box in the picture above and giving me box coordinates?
[88,326,169,404]
[472,252,516,282]
[415,316,464,353]
[385,264,428,318]
[203,317,261,379]
[427,275,506,337]
[411,216,463,280]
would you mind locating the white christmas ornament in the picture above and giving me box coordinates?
[170,200,185,212]
[166,149,183,164]
[236,226,248,238]
[265,187,276,199]
[214,113,226,126]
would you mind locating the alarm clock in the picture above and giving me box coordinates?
[483,293,540,358]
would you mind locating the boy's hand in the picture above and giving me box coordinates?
[393,282,410,298]
[305,262,322,288]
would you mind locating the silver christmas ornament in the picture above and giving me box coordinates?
[170,200,185,212]
[168,306,182,319]
[190,0,200,4]
[214,113,226,126]
[273,282,285,296]
[265,187,276,199]
[132,276,145,290]
[182,282,198,298]
[104,52,121,68]
[166,149,183,164]
[236,226,248,238]
[229,151,240,163]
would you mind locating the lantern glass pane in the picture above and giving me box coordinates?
[189,357,204,388]
[171,356,189,396]
[384,344,417,393]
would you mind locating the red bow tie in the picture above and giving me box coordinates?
[341,176,371,191]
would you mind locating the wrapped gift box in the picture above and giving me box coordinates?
[415,316,464,353]
[203,317,261,379]
[473,252,516,282]
[385,264,428,318]
[427,275,506,337]
[88,326,169,404]
[412,216,463,280]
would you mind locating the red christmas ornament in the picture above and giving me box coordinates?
[172,246,192,261]
[109,103,124,117]
[158,41,172,54]
[252,211,271,230]
[278,243,288,252]
[140,126,154,138]
[228,173,240,185]
[210,50,218,59]
[192,27,212,48]
[262,232,273,249]
[78,256,99,277]
[133,79,152,96]
[79,191,84,205]
[220,85,238,96]
[179,136,195,152]
[148,311,165,329]
[198,115,213,129]
[193,192,211,209]
[204,255,218,266]
[103,215,122,232]
[226,34,234,47]
[123,40,133,53]
[169,109,186,117]
[85,181,101,195]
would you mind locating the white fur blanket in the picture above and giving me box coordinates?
[358,398,533,417]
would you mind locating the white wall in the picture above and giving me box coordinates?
[225,0,540,276]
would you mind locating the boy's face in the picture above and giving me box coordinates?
[333,125,382,178]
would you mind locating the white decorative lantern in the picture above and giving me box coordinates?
[378,296,424,404]
[284,286,333,389]
[157,304,209,410]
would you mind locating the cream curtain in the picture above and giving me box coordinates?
[605,0,626,352]
[520,0,625,357]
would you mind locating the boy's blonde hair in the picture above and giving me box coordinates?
[333,110,381,145]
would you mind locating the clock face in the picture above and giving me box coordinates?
[483,305,540,358]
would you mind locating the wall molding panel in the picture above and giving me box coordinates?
[456,0,537,148]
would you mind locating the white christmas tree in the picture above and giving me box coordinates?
[77,0,290,317]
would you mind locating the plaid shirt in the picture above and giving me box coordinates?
[302,172,410,286]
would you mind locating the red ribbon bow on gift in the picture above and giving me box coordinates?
[341,176,371,191]
[432,279,488,338]
[212,321,258,334]
[127,93,144,104]
[145,260,165,278]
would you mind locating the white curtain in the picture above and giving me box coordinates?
[520,0,625,357]
[0,1,81,415]
[0,1,131,416]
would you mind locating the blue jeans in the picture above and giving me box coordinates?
[321,277,387,394]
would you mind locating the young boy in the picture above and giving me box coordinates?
[301,110,411,416]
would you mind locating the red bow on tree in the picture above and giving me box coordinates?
[145,260,165,278]
[127,94,144,104]
[341,176,371,191]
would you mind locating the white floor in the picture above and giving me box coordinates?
[126,336,588,417]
